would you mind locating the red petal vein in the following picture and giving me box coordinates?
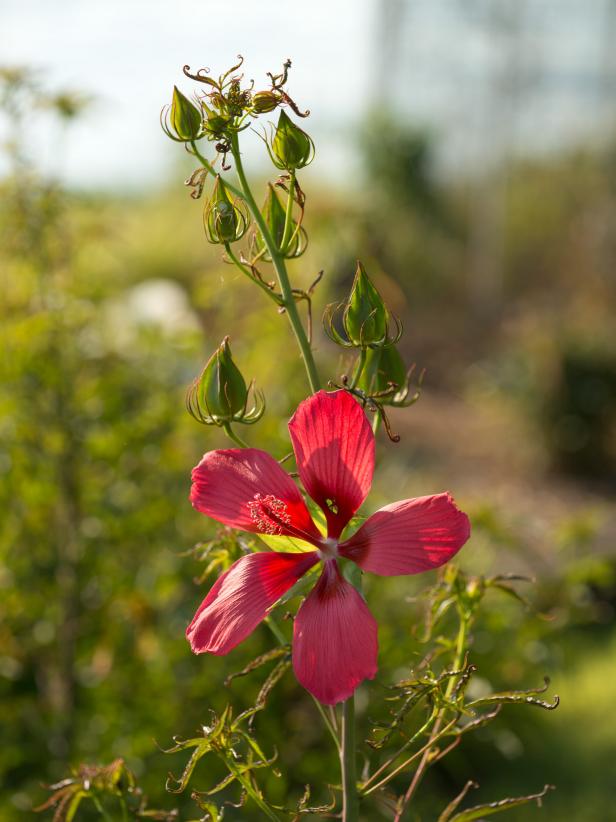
[339,493,471,576]
[187,551,318,654]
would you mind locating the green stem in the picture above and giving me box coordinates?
[393,612,469,820]
[349,348,367,390]
[364,716,459,798]
[229,134,321,394]
[190,142,243,199]
[225,760,281,821]
[444,613,468,702]
[224,242,281,304]
[360,711,437,793]
[264,615,287,645]
[371,412,381,436]
[222,421,249,448]
[90,795,113,821]
[341,695,359,821]
[280,169,297,254]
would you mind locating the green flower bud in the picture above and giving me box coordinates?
[170,86,202,141]
[254,184,307,259]
[357,344,407,397]
[197,337,248,421]
[202,104,231,139]
[269,110,314,170]
[343,262,388,347]
[204,175,249,244]
[251,90,280,114]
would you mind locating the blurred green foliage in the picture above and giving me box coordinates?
[1,72,615,820]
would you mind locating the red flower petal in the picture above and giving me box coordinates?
[339,493,470,576]
[292,560,378,705]
[288,390,375,539]
[190,448,322,545]
[187,551,318,654]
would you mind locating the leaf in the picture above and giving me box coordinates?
[165,742,212,793]
[438,780,479,822]
[447,784,555,821]
[451,706,502,737]
[224,646,290,686]
[237,658,292,726]
[467,677,559,712]
[64,792,88,822]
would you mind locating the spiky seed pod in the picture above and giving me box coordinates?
[200,337,247,420]
[171,86,201,140]
[323,261,403,350]
[161,86,202,142]
[267,110,315,171]
[186,337,265,427]
[251,90,281,114]
[254,184,307,260]
[343,262,389,347]
[203,176,250,244]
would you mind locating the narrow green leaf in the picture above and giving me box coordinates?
[448,785,555,821]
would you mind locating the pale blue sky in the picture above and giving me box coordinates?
[2,0,612,189]
[2,0,373,187]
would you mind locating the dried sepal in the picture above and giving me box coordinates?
[444,784,555,822]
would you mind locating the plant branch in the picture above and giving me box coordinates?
[341,695,359,821]
[222,421,249,448]
[224,242,281,303]
[393,613,469,819]
[229,133,321,393]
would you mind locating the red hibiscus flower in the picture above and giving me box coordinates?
[187,390,470,705]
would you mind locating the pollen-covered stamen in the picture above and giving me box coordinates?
[247,493,292,535]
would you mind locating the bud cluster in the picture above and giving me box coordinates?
[161,56,314,173]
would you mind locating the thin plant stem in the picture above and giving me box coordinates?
[371,412,381,435]
[224,242,281,303]
[341,695,359,821]
[362,716,459,798]
[349,348,367,390]
[360,711,437,793]
[264,616,287,645]
[90,795,113,821]
[393,613,469,820]
[189,142,243,199]
[314,699,342,754]
[229,133,321,394]
[224,759,281,821]
[280,169,297,254]
[222,421,249,448]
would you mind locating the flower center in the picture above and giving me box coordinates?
[318,537,339,561]
[247,493,291,534]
